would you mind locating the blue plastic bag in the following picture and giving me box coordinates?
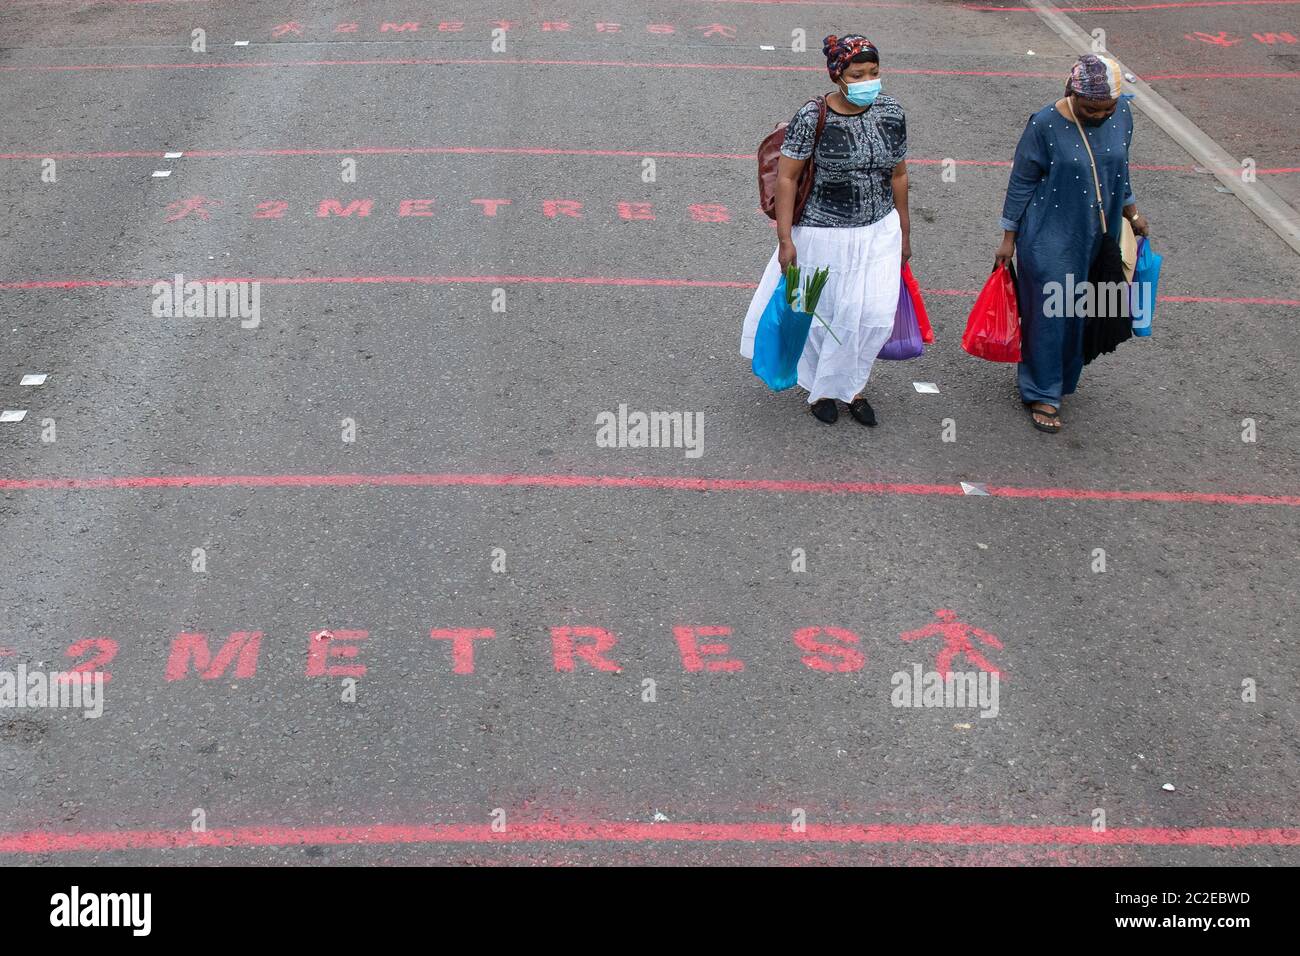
[878,272,924,361]
[752,275,814,391]
[1130,236,1162,337]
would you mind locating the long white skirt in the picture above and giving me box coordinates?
[740,209,902,404]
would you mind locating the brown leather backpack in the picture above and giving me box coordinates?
[758,95,828,224]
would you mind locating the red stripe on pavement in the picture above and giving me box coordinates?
[0,821,1295,853]
[2,472,1298,508]
[0,146,762,162]
[1144,72,1297,80]
[0,57,1076,77]
[0,57,1065,77]
[14,56,1287,83]
[2,0,210,5]
[692,0,924,7]
[964,0,1300,10]
[2,57,1292,82]
[697,0,1300,7]
[1157,294,1300,305]
[14,0,1297,8]
[0,275,761,291]
[0,274,1294,307]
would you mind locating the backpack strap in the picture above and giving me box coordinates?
[1064,98,1109,235]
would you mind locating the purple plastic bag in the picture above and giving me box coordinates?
[878,273,924,361]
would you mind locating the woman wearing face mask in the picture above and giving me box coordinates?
[741,34,910,427]
[995,53,1150,434]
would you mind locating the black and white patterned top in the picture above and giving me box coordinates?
[780,93,908,228]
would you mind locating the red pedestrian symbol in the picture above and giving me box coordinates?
[164,196,223,222]
[272,22,304,38]
[1183,31,1241,47]
[696,23,737,39]
[900,609,1005,678]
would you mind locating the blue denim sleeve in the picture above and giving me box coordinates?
[999,114,1047,232]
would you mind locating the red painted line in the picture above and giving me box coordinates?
[4,0,1297,11]
[0,821,1295,854]
[700,0,1300,7]
[0,57,1069,78]
[692,0,924,7]
[1157,294,1300,305]
[964,0,1300,9]
[1145,72,1298,80]
[2,56,1291,83]
[0,146,760,162]
[2,0,209,5]
[8,0,1297,7]
[0,275,759,291]
[1,471,1298,508]
[0,274,1294,307]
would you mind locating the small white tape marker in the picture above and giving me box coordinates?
[151,170,171,178]
[164,151,183,159]
[233,40,250,47]
[1,410,28,423]
[20,374,47,386]
[759,45,775,50]
[960,482,989,496]
[913,382,939,394]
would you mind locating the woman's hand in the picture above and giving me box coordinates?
[1128,212,1149,236]
[994,233,1016,268]
[901,234,912,264]
[778,237,797,271]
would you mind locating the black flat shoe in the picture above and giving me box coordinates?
[848,397,877,427]
[811,399,838,424]
[1025,401,1061,433]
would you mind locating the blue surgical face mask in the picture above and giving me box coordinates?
[843,77,881,106]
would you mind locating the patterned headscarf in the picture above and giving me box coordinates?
[822,34,878,83]
[1067,53,1124,100]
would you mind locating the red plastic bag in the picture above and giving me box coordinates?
[901,262,933,345]
[961,263,1021,363]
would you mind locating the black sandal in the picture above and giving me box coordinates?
[1026,402,1061,433]
[811,399,838,424]
[848,397,877,427]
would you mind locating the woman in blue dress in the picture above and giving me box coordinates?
[994,54,1150,433]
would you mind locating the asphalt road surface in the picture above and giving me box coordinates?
[0,0,1296,866]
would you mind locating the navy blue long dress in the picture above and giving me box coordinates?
[999,100,1135,406]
